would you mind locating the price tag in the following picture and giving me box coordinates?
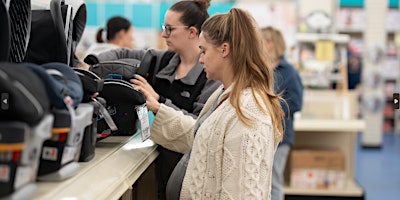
[136,104,150,141]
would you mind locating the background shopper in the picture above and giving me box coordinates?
[85,16,135,56]
[261,26,304,200]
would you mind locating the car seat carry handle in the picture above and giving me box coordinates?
[101,79,146,105]
[49,0,69,64]
[136,49,157,78]
[90,59,141,81]
[64,0,86,67]
[74,68,104,97]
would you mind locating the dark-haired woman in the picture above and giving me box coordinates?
[85,16,134,56]
[83,1,220,199]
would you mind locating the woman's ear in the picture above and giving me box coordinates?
[116,29,126,39]
[221,43,230,58]
[188,26,198,39]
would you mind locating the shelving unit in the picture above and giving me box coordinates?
[336,5,400,134]
[394,39,400,134]
[284,89,365,200]
[296,32,350,93]
[382,33,399,132]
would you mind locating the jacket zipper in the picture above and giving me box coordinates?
[93,61,139,68]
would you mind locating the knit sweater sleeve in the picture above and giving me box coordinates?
[150,86,223,154]
[150,103,196,153]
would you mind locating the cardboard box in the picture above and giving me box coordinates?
[290,148,346,190]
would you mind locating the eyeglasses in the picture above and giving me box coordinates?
[162,24,189,35]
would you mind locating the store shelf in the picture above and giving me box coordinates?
[294,118,365,132]
[285,90,365,199]
[297,32,350,44]
[33,133,158,200]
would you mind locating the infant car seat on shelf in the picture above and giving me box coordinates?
[0,62,54,200]
[27,0,87,67]
[74,68,116,161]
[89,50,156,138]
[22,62,93,181]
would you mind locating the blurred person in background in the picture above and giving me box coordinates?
[261,26,303,200]
[85,16,134,56]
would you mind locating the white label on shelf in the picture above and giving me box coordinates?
[0,164,10,182]
[61,146,77,165]
[14,166,34,189]
[42,146,58,161]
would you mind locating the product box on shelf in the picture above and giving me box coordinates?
[290,148,346,190]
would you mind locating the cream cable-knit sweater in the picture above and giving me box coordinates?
[151,85,280,200]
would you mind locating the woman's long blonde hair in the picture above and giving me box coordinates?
[261,26,286,63]
[201,8,285,140]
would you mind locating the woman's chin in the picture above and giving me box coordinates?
[167,46,176,52]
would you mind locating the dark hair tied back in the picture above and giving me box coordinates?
[193,0,211,10]
[170,0,211,35]
[96,16,131,43]
[96,28,105,43]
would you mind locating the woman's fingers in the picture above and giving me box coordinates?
[130,75,159,101]
[133,74,146,82]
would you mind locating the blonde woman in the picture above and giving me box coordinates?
[139,8,285,199]
[261,26,303,200]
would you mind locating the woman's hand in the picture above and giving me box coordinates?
[130,74,160,100]
[76,60,90,70]
[130,75,161,113]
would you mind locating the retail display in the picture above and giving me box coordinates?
[89,50,156,138]
[0,63,53,200]
[23,62,93,181]
[32,134,159,200]
[74,68,106,162]
[305,11,333,33]
[0,0,398,199]
[382,40,399,132]
[290,148,345,190]
[26,0,87,67]
[285,90,365,199]
[337,6,400,134]
[296,32,350,92]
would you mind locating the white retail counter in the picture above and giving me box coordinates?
[33,133,158,200]
[284,89,366,199]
